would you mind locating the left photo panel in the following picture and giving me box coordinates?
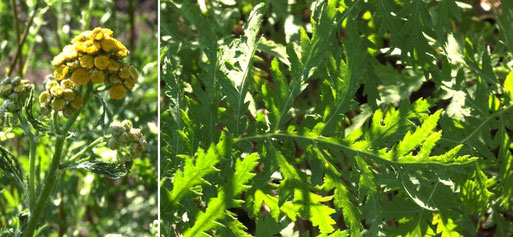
[0,0,158,236]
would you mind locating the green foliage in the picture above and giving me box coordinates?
[1,0,157,236]
[161,0,513,236]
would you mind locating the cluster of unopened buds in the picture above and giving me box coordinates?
[108,120,147,162]
[0,76,34,114]
[38,79,82,118]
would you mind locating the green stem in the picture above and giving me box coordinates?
[28,136,37,210]
[60,136,104,168]
[23,83,94,237]
[11,0,22,76]
[7,3,39,78]
[15,113,36,209]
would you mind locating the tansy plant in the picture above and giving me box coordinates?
[0,27,146,236]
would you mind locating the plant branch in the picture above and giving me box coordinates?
[60,136,105,168]
[7,3,39,78]
[23,82,94,237]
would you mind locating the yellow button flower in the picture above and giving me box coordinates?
[124,79,135,90]
[91,70,105,83]
[101,38,117,52]
[51,53,66,67]
[39,91,51,105]
[94,56,110,70]
[60,79,75,90]
[110,85,126,99]
[54,65,69,80]
[79,55,94,69]
[46,81,59,91]
[71,31,92,43]
[72,68,90,85]
[52,98,66,111]
[91,27,105,41]
[50,85,64,97]
[76,40,101,54]
[62,89,75,101]
[102,28,113,37]
[108,59,120,71]
[118,66,130,79]
[129,66,138,80]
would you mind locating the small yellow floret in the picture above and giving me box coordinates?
[63,89,75,101]
[60,79,75,90]
[108,59,120,71]
[124,79,135,90]
[79,55,94,69]
[46,81,59,91]
[52,98,66,111]
[94,56,110,70]
[71,94,83,109]
[129,66,138,80]
[110,85,126,99]
[54,65,69,80]
[91,70,105,83]
[118,66,130,79]
[39,91,51,105]
[101,38,117,52]
[50,85,64,97]
[72,68,90,85]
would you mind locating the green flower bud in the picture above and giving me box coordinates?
[62,89,75,101]
[62,107,75,118]
[129,128,141,142]
[0,84,13,96]
[109,121,124,136]
[11,77,20,86]
[119,132,130,143]
[108,137,120,149]
[52,98,66,111]
[40,105,51,116]
[121,120,132,131]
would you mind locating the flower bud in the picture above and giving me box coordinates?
[46,81,59,91]
[50,86,64,97]
[39,91,52,105]
[52,98,66,111]
[119,132,130,143]
[129,128,142,142]
[109,121,124,136]
[61,79,75,90]
[62,107,75,118]
[108,137,120,150]
[63,89,75,101]
[121,120,132,131]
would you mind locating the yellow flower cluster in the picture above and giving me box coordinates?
[39,79,82,118]
[0,77,34,113]
[50,27,138,100]
[108,120,147,162]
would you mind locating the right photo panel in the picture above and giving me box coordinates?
[160,0,513,236]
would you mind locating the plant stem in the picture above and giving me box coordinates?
[11,0,22,76]
[8,3,39,78]
[60,136,104,168]
[23,83,94,237]
[28,136,37,210]
[15,113,36,209]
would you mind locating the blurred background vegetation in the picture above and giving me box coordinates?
[1,0,157,236]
